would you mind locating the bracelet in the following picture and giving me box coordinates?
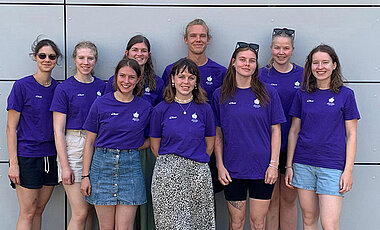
[269,164,278,169]
[270,160,279,164]
[81,174,90,179]
[285,166,293,169]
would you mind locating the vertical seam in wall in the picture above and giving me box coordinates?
[63,1,68,229]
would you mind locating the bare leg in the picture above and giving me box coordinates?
[115,205,138,230]
[64,183,91,230]
[227,200,247,230]
[95,205,116,230]
[279,174,298,230]
[249,198,271,230]
[297,189,319,230]
[319,195,343,230]
[264,180,279,230]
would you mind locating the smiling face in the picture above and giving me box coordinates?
[311,51,337,87]
[184,25,210,55]
[171,67,196,100]
[116,66,141,96]
[33,45,57,73]
[271,36,294,66]
[74,48,96,76]
[125,42,150,67]
[233,49,257,78]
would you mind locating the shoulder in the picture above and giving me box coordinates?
[155,75,164,85]
[212,87,221,97]
[339,85,355,96]
[135,96,153,108]
[93,76,106,84]
[164,62,175,71]
[206,59,227,71]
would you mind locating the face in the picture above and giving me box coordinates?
[271,36,294,66]
[232,50,257,78]
[171,68,196,99]
[184,25,210,55]
[34,45,57,73]
[116,66,141,95]
[311,51,337,85]
[74,48,96,76]
[126,42,150,66]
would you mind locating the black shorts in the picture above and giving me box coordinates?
[224,178,274,201]
[10,155,58,189]
[208,152,224,193]
[279,149,287,174]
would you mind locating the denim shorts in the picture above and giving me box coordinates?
[85,147,147,206]
[292,163,343,196]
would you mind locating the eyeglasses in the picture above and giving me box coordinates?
[37,53,57,60]
[235,42,259,52]
[273,28,295,38]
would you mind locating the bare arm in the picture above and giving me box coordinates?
[265,124,281,184]
[205,136,215,157]
[7,110,20,185]
[138,138,150,150]
[80,131,97,196]
[53,112,74,185]
[215,126,231,185]
[150,137,161,158]
[284,117,301,188]
[339,119,358,193]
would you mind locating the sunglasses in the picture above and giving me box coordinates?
[273,28,295,37]
[235,42,259,52]
[37,53,57,60]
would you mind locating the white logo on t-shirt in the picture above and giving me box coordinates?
[132,112,140,121]
[169,116,177,120]
[35,95,42,98]
[294,81,300,89]
[191,112,198,123]
[97,91,102,96]
[228,101,237,105]
[253,99,261,108]
[306,99,314,103]
[77,93,84,97]
[206,76,213,85]
[327,97,335,106]
[270,83,278,87]
[111,112,119,116]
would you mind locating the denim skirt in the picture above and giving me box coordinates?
[85,147,147,206]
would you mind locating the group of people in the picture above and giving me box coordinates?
[7,18,359,230]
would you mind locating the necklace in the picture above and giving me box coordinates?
[177,102,192,115]
[175,95,193,104]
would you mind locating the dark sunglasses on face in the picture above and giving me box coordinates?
[273,28,295,38]
[37,53,57,60]
[235,42,260,52]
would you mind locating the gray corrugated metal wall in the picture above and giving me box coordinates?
[0,1,379,229]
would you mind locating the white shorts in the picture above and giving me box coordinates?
[57,130,86,183]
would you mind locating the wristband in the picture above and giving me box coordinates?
[269,164,278,169]
[270,160,279,164]
[81,174,90,180]
[285,166,293,169]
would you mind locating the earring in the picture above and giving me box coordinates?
[194,83,197,89]
[171,82,175,87]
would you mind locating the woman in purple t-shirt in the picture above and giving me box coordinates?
[7,38,62,229]
[51,41,105,230]
[259,28,303,230]
[212,42,285,230]
[285,45,360,229]
[81,58,152,230]
[150,58,216,229]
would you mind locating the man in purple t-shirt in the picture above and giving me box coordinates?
[162,18,226,194]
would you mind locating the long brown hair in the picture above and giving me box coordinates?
[113,58,143,96]
[302,44,344,93]
[124,35,157,91]
[163,58,208,104]
[221,47,269,106]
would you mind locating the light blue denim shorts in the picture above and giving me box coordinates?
[85,147,147,206]
[292,163,343,196]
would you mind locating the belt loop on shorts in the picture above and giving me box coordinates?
[44,156,50,173]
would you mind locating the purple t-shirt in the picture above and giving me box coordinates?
[7,75,59,157]
[50,76,105,130]
[259,64,303,151]
[212,86,286,179]
[162,58,226,101]
[149,101,216,163]
[83,93,152,150]
[289,86,360,170]
[104,75,164,106]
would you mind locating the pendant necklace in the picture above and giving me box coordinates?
[177,102,192,115]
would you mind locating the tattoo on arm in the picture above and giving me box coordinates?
[228,200,246,211]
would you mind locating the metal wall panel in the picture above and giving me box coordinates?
[0,82,13,161]
[67,0,380,5]
[350,83,380,163]
[66,6,380,81]
[0,0,62,3]
[0,5,65,80]
[0,165,66,230]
